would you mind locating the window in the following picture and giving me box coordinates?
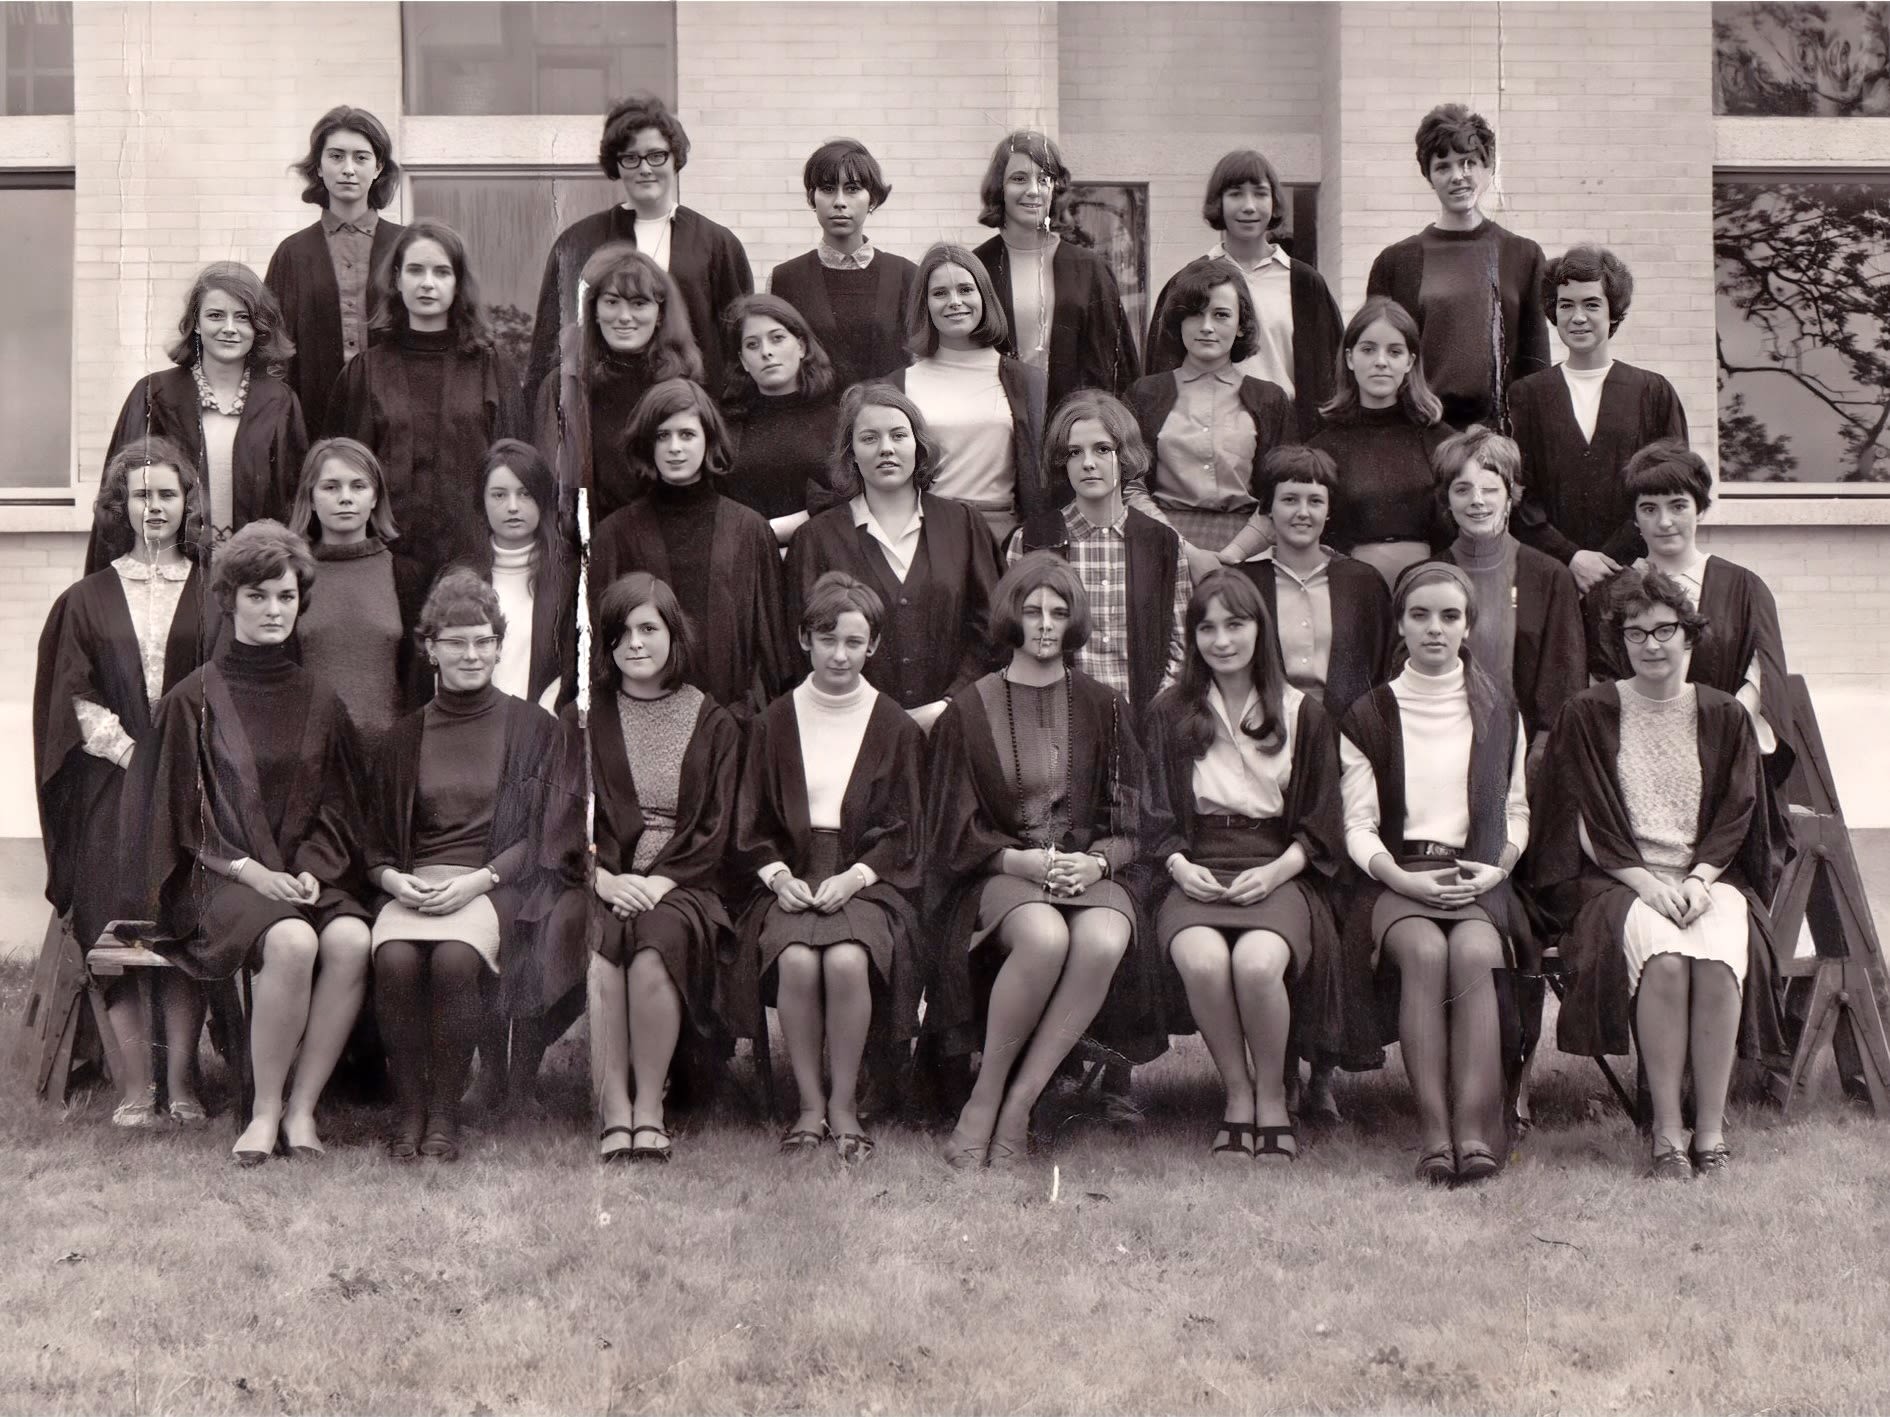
[0,171,72,493]
[1714,171,1890,487]
[1713,3,1890,116]
[1066,183,1149,352]
[1,2,72,116]
[401,2,675,116]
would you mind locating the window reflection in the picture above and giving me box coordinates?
[2,2,73,116]
[401,2,675,116]
[0,180,73,489]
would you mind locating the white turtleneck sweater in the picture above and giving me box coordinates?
[758,675,882,888]
[489,541,536,701]
[906,344,1014,513]
[1339,660,1529,872]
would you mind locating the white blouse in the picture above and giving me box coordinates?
[1192,682,1301,819]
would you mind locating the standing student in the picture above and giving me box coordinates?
[720,293,843,545]
[1008,389,1190,728]
[1366,104,1549,431]
[466,440,577,713]
[89,262,307,572]
[35,438,219,1128]
[1145,149,1342,439]
[328,220,524,578]
[785,383,998,735]
[265,106,405,437]
[525,92,752,397]
[732,572,928,1164]
[1509,246,1690,593]
[535,243,704,525]
[1309,297,1453,589]
[768,139,919,391]
[1122,256,1296,582]
[970,129,1140,413]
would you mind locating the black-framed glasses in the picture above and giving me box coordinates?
[1622,623,1684,645]
[620,149,672,170]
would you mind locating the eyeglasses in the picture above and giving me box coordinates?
[432,635,501,657]
[1622,623,1684,645]
[619,149,672,170]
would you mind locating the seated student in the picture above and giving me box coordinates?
[924,553,1163,1170]
[1122,256,1296,584]
[786,382,998,736]
[768,139,920,391]
[1338,562,1531,1185]
[1008,389,1190,728]
[1434,426,1585,757]
[589,378,791,722]
[534,244,704,526]
[1582,441,1791,781]
[732,572,927,1165]
[883,242,1049,546]
[1510,245,1689,593]
[465,440,577,714]
[1142,571,1345,1162]
[1144,148,1343,439]
[584,572,743,1163]
[1534,569,1786,1180]
[126,521,373,1165]
[970,129,1140,412]
[36,437,220,1128]
[1366,103,1549,431]
[1233,445,1395,721]
[720,293,843,546]
[1309,298,1454,589]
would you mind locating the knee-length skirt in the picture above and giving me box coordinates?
[1623,877,1749,994]
[757,831,900,984]
[371,864,502,973]
[183,871,370,981]
[1155,817,1314,974]
[595,885,724,1033]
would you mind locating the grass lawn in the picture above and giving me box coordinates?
[4,963,1889,1417]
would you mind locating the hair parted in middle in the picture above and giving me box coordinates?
[474,438,568,600]
[576,243,703,387]
[978,129,1071,230]
[211,518,317,612]
[1431,424,1523,510]
[289,436,400,543]
[1043,389,1150,487]
[595,571,697,694]
[1540,244,1635,333]
[1170,568,1291,758]
[165,261,295,379]
[1156,256,1261,367]
[720,292,836,409]
[621,378,733,482]
[989,549,1092,662]
[292,105,401,210]
[371,219,494,355]
[907,242,1009,358]
[1318,295,1444,428]
[829,381,939,497]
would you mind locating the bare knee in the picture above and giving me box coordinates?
[1231,931,1291,986]
[259,919,319,975]
[627,947,673,993]
[776,945,820,987]
[822,944,870,990]
[1069,911,1129,969]
[1170,928,1231,986]
[1000,905,1071,968]
[319,917,371,974]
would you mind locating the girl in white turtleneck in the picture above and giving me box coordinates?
[471,439,574,714]
[1337,561,1530,1187]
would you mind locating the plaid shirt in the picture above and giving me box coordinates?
[1009,502,1189,698]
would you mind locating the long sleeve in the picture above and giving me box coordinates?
[1510,239,1552,389]
[1503,712,1530,858]
[1509,384,1580,565]
[74,698,134,768]
[1162,552,1190,692]
[1339,734,1391,874]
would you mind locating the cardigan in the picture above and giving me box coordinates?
[768,247,919,389]
[1123,369,1296,520]
[1440,538,1586,739]
[882,357,1049,522]
[1235,552,1393,718]
[264,216,405,436]
[1145,256,1344,440]
[971,234,1140,413]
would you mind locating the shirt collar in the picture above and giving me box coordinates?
[850,492,922,535]
[1209,240,1291,274]
[321,208,379,237]
[1063,500,1125,537]
[1178,364,1240,388]
[1262,548,1332,588]
[113,553,192,582]
[817,238,876,271]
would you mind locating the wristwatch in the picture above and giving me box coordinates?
[228,856,251,880]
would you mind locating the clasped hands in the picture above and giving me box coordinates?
[1007,847,1104,899]
[1390,860,1508,910]
[1169,856,1279,906]
[594,869,676,920]
[381,867,495,915]
[771,868,865,915]
[1637,873,1714,928]
[235,862,321,905]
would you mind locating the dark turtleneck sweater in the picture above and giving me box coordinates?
[591,351,660,522]
[724,389,841,521]
[222,638,303,840]
[398,327,455,486]
[648,477,720,633]
[1308,403,1454,550]
[302,537,403,747]
[415,680,506,869]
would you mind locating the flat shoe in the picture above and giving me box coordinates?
[834,1132,875,1165]
[1253,1124,1299,1163]
[1211,1120,1258,1158]
[418,1130,461,1162]
[1455,1141,1500,1184]
[111,1094,161,1130]
[232,1147,269,1169]
[386,1136,419,1161]
[628,1124,673,1163]
[167,1098,210,1130]
[1416,1145,1456,1185]
[779,1123,828,1155]
[984,1137,1025,1171]
[1688,1141,1731,1179]
[598,1124,636,1164]
[1650,1142,1694,1181]
[940,1139,986,1171]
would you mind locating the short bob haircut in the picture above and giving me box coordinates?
[370,219,494,356]
[288,437,400,544]
[1155,256,1260,367]
[595,571,695,694]
[1432,424,1523,509]
[1540,244,1635,334]
[165,261,295,379]
[417,563,506,644]
[1202,148,1288,234]
[1415,103,1496,176]
[1043,389,1151,488]
[576,243,703,386]
[94,435,213,563]
[800,569,886,640]
[1623,437,1713,514]
[599,92,690,180]
[829,382,940,497]
[803,138,892,209]
[622,378,734,483]
[1318,296,1444,428]
[907,243,1009,358]
[990,550,1092,662]
[1259,444,1340,511]
[293,105,401,210]
[1604,565,1709,652]
[720,293,836,409]
[977,129,1071,230]
[212,519,317,613]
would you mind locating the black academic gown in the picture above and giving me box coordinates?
[971,235,1140,413]
[33,560,219,947]
[1236,552,1394,719]
[264,216,405,436]
[1530,683,1787,1064]
[769,248,920,390]
[1441,538,1587,740]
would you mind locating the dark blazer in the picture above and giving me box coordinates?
[1235,552,1393,718]
[264,216,405,435]
[1124,369,1296,515]
[1440,538,1587,740]
[882,357,1050,523]
[971,234,1140,413]
[768,248,919,389]
[1145,255,1343,439]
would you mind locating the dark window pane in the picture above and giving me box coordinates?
[1067,183,1149,355]
[1715,172,1890,485]
[0,179,73,488]
[1714,2,1890,116]
[1,2,74,116]
[410,172,619,370]
[402,2,675,116]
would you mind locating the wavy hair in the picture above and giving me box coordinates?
[1153,256,1260,368]
[211,519,317,613]
[92,436,213,564]
[1043,389,1150,490]
[369,219,494,356]
[720,293,836,410]
[164,262,294,379]
[292,105,400,210]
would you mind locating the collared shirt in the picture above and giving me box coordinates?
[816,238,876,271]
[1209,240,1296,396]
[74,555,192,766]
[1155,365,1258,513]
[321,207,379,362]
[1193,682,1302,818]
[1266,550,1334,698]
[851,493,924,582]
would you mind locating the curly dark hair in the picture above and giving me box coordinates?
[92,436,213,564]
[1540,244,1634,333]
[1604,566,1709,656]
[164,262,294,379]
[417,563,506,643]
[1414,103,1496,175]
[292,106,400,210]
[211,519,317,613]
[599,93,690,180]
[1153,256,1260,367]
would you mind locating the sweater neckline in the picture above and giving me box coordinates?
[222,638,296,683]
[1450,530,1516,569]
[801,676,872,712]
[653,475,716,506]
[1396,660,1466,696]
[432,681,503,719]
[399,328,456,354]
[313,536,387,563]
[929,344,1001,371]
[490,541,535,572]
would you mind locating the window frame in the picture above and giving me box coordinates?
[0,134,77,523]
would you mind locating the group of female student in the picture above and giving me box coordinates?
[35,94,1796,1188]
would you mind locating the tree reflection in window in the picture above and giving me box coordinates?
[1714,173,1890,485]
[1714,3,1890,116]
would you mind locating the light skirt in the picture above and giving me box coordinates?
[1623,880,1748,994]
[371,863,502,973]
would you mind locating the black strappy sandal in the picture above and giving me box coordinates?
[628,1124,672,1163]
[1253,1125,1299,1163]
[834,1132,875,1166]
[1212,1121,1259,1158]
[779,1122,828,1155]
[598,1124,635,1164]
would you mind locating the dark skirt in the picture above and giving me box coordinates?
[757,831,900,983]
[593,886,723,1037]
[1155,817,1313,972]
[179,874,370,981]
[971,872,1137,951]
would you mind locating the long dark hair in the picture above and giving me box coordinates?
[576,243,702,387]
[369,219,494,355]
[470,439,568,601]
[1318,296,1443,427]
[1171,570,1289,759]
[719,292,835,411]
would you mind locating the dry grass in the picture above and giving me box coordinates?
[4,963,1889,1417]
